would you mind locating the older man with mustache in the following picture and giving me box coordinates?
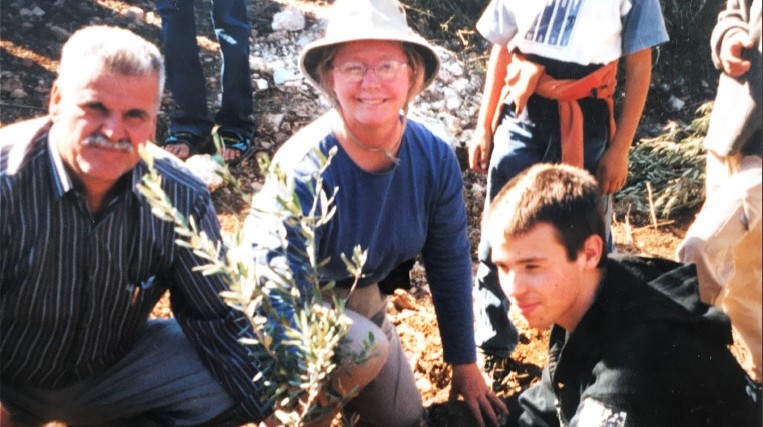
[0,25,271,426]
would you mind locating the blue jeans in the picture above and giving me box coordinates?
[475,97,613,358]
[0,320,236,426]
[156,0,254,136]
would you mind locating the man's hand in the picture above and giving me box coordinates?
[596,146,629,195]
[469,127,493,173]
[720,31,753,77]
[450,363,508,427]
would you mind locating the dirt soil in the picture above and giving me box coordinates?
[0,1,723,426]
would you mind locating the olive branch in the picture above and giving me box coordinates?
[137,142,374,426]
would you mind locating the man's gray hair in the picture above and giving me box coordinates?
[57,25,165,103]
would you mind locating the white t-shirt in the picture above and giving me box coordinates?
[477,0,669,66]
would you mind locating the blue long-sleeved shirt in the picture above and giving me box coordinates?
[247,114,477,364]
[0,118,268,422]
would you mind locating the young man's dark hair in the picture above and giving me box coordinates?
[487,163,608,267]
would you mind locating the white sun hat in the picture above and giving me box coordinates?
[299,0,440,93]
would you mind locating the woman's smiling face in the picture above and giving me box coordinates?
[329,40,412,130]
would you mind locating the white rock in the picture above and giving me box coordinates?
[254,78,269,91]
[124,6,145,23]
[415,377,433,394]
[2,78,23,92]
[434,46,454,62]
[249,57,269,73]
[437,70,453,84]
[273,68,300,85]
[445,61,464,77]
[668,95,685,111]
[443,88,462,112]
[429,100,446,111]
[184,155,224,192]
[450,78,470,92]
[264,113,285,131]
[296,34,314,48]
[457,104,479,123]
[443,114,462,137]
[11,88,28,99]
[271,8,305,32]
[267,59,286,70]
[32,6,46,16]
[49,25,70,42]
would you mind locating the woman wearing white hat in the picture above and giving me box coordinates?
[247,0,508,425]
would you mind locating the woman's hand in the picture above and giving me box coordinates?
[450,363,508,427]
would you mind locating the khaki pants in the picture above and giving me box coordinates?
[329,284,424,427]
[680,155,762,381]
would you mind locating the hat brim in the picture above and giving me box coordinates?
[299,33,440,94]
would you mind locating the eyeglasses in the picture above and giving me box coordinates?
[332,59,409,83]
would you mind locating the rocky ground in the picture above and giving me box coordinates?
[0,0,724,425]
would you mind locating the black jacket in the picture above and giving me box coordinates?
[517,255,761,427]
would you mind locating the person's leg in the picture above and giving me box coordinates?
[210,0,253,130]
[1,319,236,426]
[581,98,615,251]
[334,285,424,427]
[156,0,214,155]
[209,0,255,164]
[678,156,762,380]
[474,103,546,358]
[705,149,736,198]
[345,313,423,427]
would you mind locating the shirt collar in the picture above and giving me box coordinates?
[46,132,72,199]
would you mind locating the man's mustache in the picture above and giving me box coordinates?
[82,133,134,153]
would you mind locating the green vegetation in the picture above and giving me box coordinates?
[618,102,711,219]
[138,143,373,426]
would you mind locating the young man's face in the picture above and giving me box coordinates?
[49,68,159,190]
[491,222,596,331]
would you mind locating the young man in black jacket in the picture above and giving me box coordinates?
[485,163,760,427]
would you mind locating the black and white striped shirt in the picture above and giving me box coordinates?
[0,119,268,421]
